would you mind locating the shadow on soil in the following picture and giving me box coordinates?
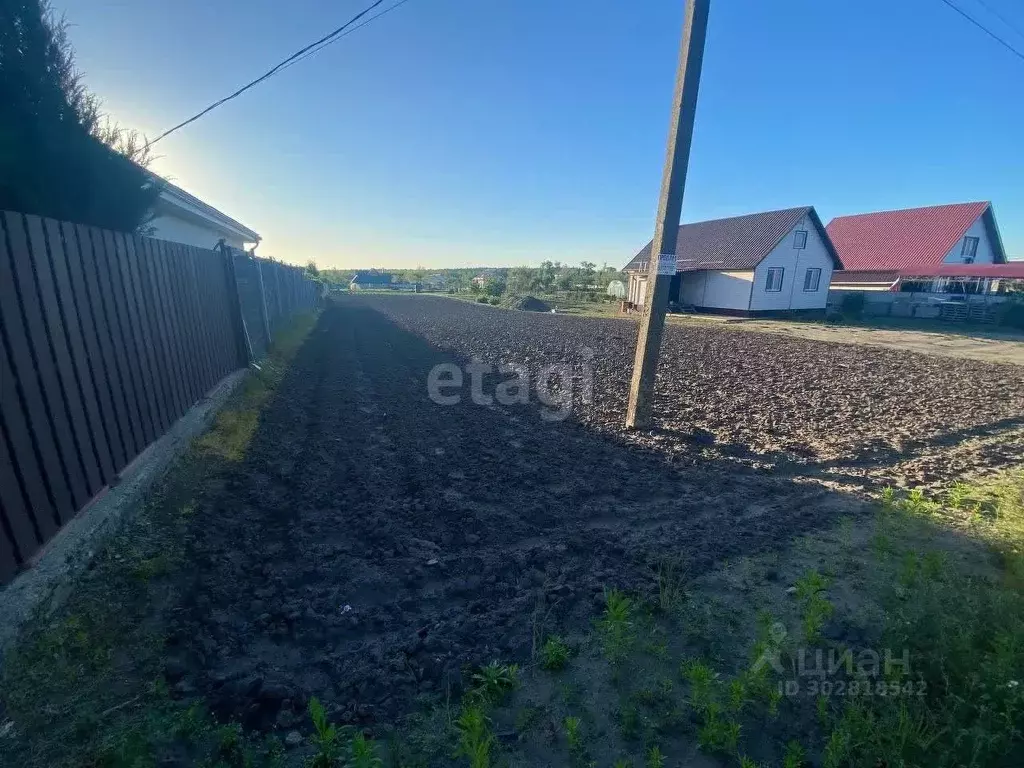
[157,303,869,731]
[5,300,1020,767]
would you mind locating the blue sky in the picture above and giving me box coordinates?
[59,0,1024,268]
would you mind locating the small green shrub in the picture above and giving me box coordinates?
[469,661,519,704]
[782,740,806,768]
[455,704,495,768]
[645,745,666,768]
[680,659,716,712]
[794,570,833,643]
[308,697,340,768]
[563,715,582,752]
[599,589,634,664]
[348,731,383,768]
[540,636,571,671]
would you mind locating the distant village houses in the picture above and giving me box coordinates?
[624,200,1020,314]
[349,271,393,290]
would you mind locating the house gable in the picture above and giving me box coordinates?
[750,214,836,311]
[940,207,1006,267]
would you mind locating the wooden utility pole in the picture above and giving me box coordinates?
[625,0,711,429]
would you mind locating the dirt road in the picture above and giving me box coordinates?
[668,313,1024,366]
[170,300,860,733]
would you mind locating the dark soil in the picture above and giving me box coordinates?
[166,299,864,739]
[10,295,1023,766]
[373,295,1024,489]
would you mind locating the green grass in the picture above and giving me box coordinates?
[420,471,1024,768]
[817,479,1024,767]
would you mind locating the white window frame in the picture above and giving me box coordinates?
[765,267,785,292]
[961,236,979,262]
[803,267,822,292]
[794,230,808,250]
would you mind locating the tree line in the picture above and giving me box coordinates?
[317,262,627,297]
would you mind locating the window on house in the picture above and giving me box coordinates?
[794,230,808,250]
[803,267,822,292]
[765,267,784,292]
[961,236,979,262]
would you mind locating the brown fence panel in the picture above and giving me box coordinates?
[103,228,156,448]
[74,224,132,469]
[64,222,124,477]
[0,347,46,558]
[199,249,231,381]
[0,419,30,582]
[47,220,116,486]
[166,244,199,406]
[1,210,319,582]
[25,216,103,499]
[1,212,78,521]
[114,233,165,438]
[140,237,187,422]
[186,246,219,395]
[88,226,144,457]
[154,240,197,411]
[123,235,171,435]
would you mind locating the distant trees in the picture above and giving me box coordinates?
[508,266,536,295]
[482,278,505,297]
[311,263,625,299]
[0,0,160,231]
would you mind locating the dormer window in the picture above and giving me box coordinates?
[961,236,979,262]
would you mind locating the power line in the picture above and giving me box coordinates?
[937,0,1024,62]
[148,0,409,145]
[973,0,1024,38]
[279,0,415,75]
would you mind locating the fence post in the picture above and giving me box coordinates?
[218,241,250,367]
[254,255,273,347]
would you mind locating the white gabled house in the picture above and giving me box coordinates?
[147,179,260,251]
[624,206,841,313]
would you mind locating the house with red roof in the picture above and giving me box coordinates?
[827,202,1022,294]
[623,206,841,313]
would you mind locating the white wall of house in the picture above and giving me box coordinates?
[628,273,648,305]
[750,217,834,311]
[942,215,996,265]
[678,270,754,309]
[147,214,247,251]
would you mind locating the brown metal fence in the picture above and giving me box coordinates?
[0,211,318,582]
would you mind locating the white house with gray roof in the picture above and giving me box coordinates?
[147,179,260,250]
[624,206,841,314]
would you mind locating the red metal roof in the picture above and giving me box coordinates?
[826,202,992,271]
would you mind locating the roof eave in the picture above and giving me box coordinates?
[982,204,1009,264]
[154,181,261,243]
